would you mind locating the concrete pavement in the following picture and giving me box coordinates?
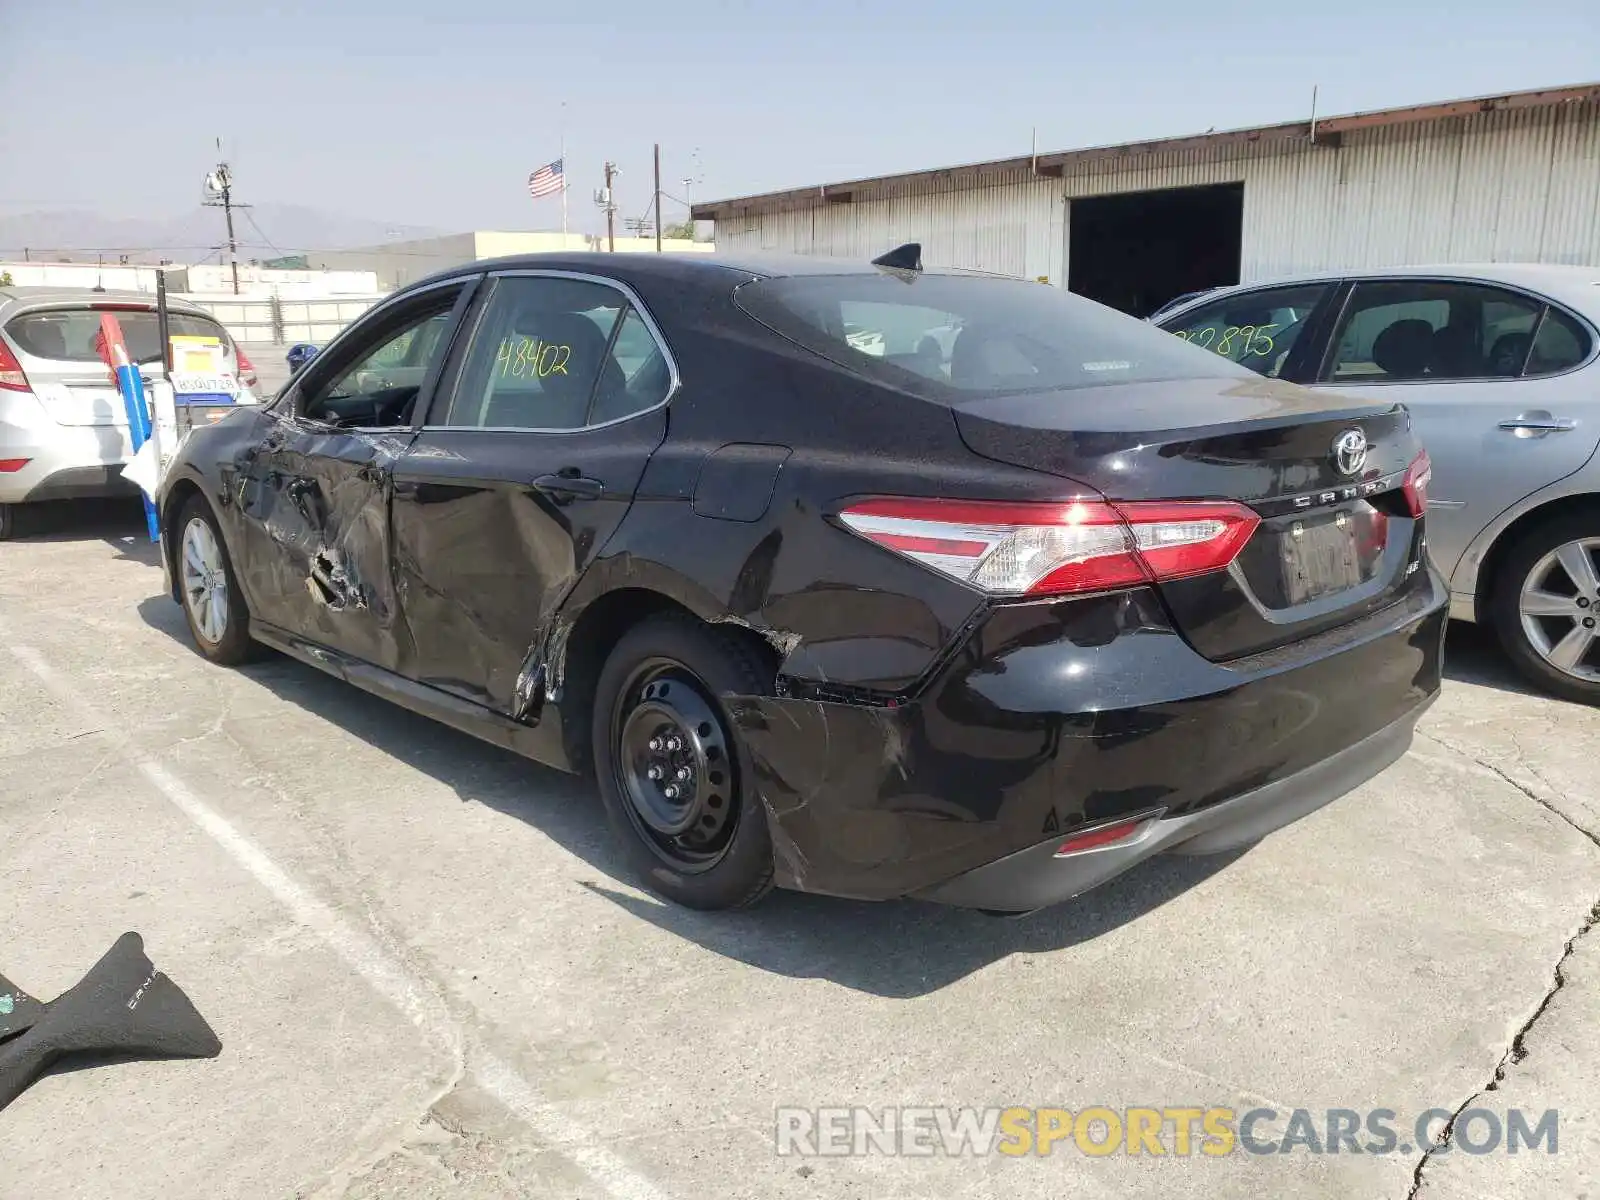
[1,501,1596,1199]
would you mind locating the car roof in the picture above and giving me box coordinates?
[0,285,215,319]
[409,249,1004,291]
[1159,262,1600,320]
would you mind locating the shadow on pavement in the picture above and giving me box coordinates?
[1441,618,1544,699]
[134,593,1250,996]
[7,497,161,567]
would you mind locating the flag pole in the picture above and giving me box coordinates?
[560,102,569,246]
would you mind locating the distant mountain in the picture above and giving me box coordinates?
[0,204,445,263]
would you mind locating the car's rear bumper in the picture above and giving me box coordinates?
[0,408,133,504]
[14,464,141,502]
[728,567,1448,909]
[914,700,1428,912]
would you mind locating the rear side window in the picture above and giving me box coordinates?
[1321,281,1551,382]
[734,273,1247,400]
[1159,283,1332,378]
[5,309,228,364]
[1526,306,1592,376]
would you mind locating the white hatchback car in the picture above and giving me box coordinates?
[0,286,260,537]
[1154,264,1600,704]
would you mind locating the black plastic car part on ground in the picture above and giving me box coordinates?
[154,250,1448,914]
[0,933,221,1112]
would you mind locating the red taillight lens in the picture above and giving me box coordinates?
[1402,450,1431,519]
[837,497,1259,597]
[0,458,31,472]
[234,345,258,388]
[1055,817,1150,856]
[0,341,30,392]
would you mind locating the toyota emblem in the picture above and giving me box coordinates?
[1332,428,1369,476]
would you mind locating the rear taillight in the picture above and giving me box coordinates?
[1402,450,1431,519]
[0,341,29,392]
[234,345,258,388]
[0,458,31,472]
[837,497,1259,597]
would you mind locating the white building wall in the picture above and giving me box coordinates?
[714,99,1600,285]
[717,172,1066,283]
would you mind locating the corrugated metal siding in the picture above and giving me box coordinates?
[716,172,1064,282]
[1244,101,1600,279]
[718,100,1600,284]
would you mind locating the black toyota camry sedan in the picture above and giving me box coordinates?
[156,248,1446,914]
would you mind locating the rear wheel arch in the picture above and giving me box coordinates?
[1474,492,1600,623]
[556,586,781,772]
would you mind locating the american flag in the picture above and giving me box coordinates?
[527,158,565,199]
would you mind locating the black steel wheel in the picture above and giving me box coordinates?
[613,661,740,870]
[592,613,775,910]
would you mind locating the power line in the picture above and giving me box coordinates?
[240,209,284,258]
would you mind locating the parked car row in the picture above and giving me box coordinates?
[8,252,1596,918]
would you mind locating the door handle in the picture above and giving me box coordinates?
[1499,414,1577,437]
[531,471,604,502]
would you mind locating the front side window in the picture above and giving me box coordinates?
[735,273,1247,402]
[438,276,670,430]
[1159,283,1331,378]
[301,299,459,427]
[1321,281,1545,383]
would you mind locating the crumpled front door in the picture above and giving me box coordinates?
[231,411,416,672]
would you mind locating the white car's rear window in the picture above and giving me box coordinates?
[5,309,228,366]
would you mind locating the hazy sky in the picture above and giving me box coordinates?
[2,0,1596,240]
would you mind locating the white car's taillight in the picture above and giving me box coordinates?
[0,341,30,392]
[837,497,1260,597]
[234,345,259,389]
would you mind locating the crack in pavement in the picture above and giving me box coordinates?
[1405,729,1600,1198]
[1406,899,1600,1199]
[1417,729,1600,850]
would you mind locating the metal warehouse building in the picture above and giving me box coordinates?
[692,82,1600,317]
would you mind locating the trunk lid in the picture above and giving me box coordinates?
[952,376,1430,660]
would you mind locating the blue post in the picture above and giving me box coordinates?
[116,363,161,542]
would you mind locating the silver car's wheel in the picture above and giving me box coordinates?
[1518,536,1600,682]
[181,516,229,645]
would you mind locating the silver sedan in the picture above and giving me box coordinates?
[1155,263,1600,704]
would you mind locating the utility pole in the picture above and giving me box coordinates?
[202,142,245,294]
[653,143,662,252]
[603,161,617,252]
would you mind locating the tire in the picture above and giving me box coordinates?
[175,493,257,666]
[1489,512,1600,705]
[591,612,776,910]
[0,503,14,541]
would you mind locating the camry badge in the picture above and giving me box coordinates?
[1332,428,1369,476]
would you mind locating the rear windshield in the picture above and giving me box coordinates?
[734,273,1249,399]
[5,309,229,365]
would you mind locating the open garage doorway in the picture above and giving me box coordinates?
[1067,182,1244,318]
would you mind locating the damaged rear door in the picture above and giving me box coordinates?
[390,271,676,714]
[231,279,477,669]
